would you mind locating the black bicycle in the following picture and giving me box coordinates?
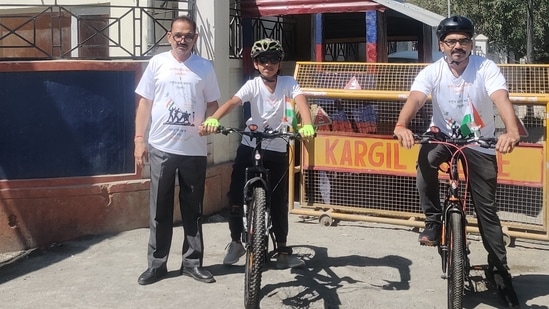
[217,124,303,309]
[413,126,498,309]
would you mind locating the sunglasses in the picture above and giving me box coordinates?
[256,56,281,65]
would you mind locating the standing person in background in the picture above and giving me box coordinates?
[201,38,315,269]
[393,16,520,308]
[134,15,220,285]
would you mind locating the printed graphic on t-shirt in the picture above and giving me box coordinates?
[443,96,485,137]
[163,72,196,127]
[165,99,195,126]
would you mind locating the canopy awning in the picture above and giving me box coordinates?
[240,0,382,17]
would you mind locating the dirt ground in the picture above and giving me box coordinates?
[1,213,548,309]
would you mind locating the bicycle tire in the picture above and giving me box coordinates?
[447,211,465,309]
[244,186,267,309]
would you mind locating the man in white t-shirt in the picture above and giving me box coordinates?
[393,16,519,307]
[134,15,220,285]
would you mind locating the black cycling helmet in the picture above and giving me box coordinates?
[250,38,285,60]
[436,16,474,41]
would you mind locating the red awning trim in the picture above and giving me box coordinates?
[240,0,383,17]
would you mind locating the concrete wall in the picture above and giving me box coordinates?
[0,59,241,253]
[0,163,234,253]
[0,0,248,253]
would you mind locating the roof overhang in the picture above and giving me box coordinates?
[371,0,444,27]
[240,0,383,17]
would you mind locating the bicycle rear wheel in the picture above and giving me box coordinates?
[447,211,465,309]
[244,186,267,309]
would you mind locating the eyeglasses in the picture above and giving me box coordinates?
[442,38,472,48]
[171,32,195,43]
[256,56,281,65]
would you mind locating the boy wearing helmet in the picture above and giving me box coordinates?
[201,38,314,269]
[393,16,520,307]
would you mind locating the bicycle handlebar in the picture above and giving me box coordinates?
[413,131,497,149]
[216,125,306,141]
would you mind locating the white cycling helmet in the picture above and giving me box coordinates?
[250,38,285,60]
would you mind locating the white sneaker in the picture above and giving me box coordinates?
[276,253,305,269]
[223,241,245,265]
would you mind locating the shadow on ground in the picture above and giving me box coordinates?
[0,233,110,285]
[257,245,412,309]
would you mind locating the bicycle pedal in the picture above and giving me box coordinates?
[470,264,489,271]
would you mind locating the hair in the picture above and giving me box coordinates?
[170,15,196,33]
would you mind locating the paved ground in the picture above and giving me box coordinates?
[1,213,548,309]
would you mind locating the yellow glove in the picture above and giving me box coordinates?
[203,117,220,128]
[298,124,315,137]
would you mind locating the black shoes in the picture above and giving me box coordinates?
[137,266,167,285]
[138,266,215,285]
[181,266,216,283]
[418,222,441,246]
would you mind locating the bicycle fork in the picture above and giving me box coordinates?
[241,175,271,246]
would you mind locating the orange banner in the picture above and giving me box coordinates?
[302,135,544,186]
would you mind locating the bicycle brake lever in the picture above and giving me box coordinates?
[216,126,232,135]
[477,138,498,148]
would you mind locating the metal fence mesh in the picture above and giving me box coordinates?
[295,62,547,236]
[296,62,549,94]
[302,170,544,228]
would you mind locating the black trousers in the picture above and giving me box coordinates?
[147,146,207,269]
[228,144,289,244]
[416,143,508,266]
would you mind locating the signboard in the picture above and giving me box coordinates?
[302,135,544,187]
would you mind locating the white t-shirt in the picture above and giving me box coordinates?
[411,55,507,154]
[235,76,303,152]
[135,52,221,156]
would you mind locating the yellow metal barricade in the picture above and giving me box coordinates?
[290,62,548,245]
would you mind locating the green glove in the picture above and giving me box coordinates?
[298,124,315,137]
[203,117,220,128]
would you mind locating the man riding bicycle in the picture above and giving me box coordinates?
[393,16,520,308]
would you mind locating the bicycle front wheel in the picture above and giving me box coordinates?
[447,211,465,309]
[244,186,267,309]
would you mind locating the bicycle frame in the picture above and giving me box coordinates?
[439,149,468,276]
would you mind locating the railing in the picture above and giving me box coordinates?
[0,1,189,60]
[0,1,298,61]
[229,0,296,60]
[324,42,360,62]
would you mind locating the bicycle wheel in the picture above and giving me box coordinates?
[447,211,465,309]
[244,186,267,309]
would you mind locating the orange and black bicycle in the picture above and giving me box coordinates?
[413,126,501,309]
